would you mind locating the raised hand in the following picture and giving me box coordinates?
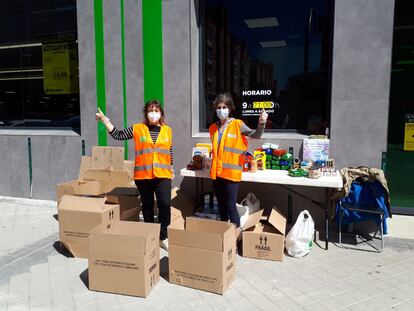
[95,108,109,123]
[259,108,268,125]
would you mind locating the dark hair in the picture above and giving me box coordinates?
[143,99,165,125]
[213,93,236,116]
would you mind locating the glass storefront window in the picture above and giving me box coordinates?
[0,0,80,133]
[199,0,332,134]
[386,0,414,212]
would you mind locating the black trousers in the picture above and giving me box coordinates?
[135,178,171,240]
[212,177,240,227]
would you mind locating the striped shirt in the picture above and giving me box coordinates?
[109,125,173,164]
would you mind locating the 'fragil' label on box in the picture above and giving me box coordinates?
[255,235,271,253]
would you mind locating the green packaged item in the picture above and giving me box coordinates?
[288,168,308,177]
[281,165,290,170]
[271,165,278,170]
[271,160,279,166]
[281,153,293,161]
[288,169,302,177]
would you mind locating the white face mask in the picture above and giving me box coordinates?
[147,111,161,123]
[216,108,229,120]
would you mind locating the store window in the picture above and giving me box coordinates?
[0,0,80,133]
[199,0,332,133]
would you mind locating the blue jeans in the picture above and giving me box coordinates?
[213,177,240,227]
[135,178,171,240]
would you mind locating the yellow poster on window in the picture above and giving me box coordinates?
[404,122,414,151]
[42,34,79,94]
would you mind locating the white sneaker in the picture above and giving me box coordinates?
[160,238,169,251]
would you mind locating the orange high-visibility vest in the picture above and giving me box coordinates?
[133,123,172,180]
[209,119,247,182]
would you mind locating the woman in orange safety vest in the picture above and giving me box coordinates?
[209,93,268,228]
[96,99,173,251]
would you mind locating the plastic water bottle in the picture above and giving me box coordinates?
[212,196,220,215]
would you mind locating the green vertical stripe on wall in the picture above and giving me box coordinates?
[142,0,164,106]
[94,0,107,146]
[120,0,128,159]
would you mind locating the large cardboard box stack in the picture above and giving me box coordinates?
[56,146,135,202]
[88,221,160,297]
[58,195,120,258]
[168,217,236,294]
[242,207,287,262]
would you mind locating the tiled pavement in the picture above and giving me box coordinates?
[1,196,414,311]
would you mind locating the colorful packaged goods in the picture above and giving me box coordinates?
[253,150,266,170]
[243,152,253,172]
[261,143,272,150]
[281,153,293,161]
[272,149,286,157]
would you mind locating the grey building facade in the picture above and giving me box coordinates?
[0,0,397,223]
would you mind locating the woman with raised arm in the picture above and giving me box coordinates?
[95,99,173,251]
[209,93,268,228]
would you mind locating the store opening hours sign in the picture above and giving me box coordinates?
[241,89,279,117]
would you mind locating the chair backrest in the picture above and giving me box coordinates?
[342,179,389,217]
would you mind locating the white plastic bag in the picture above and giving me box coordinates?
[240,193,260,213]
[237,193,260,228]
[236,203,249,228]
[285,210,315,258]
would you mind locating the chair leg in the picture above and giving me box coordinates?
[380,214,384,252]
[339,204,343,247]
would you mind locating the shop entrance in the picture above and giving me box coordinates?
[386,1,414,214]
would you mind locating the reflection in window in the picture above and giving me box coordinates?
[0,0,80,133]
[200,0,332,134]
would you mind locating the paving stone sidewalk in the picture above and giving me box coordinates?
[1,196,414,311]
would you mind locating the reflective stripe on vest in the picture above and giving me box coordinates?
[134,164,153,171]
[222,163,242,170]
[224,146,245,155]
[135,148,153,156]
[154,162,171,170]
[154,147,170,155]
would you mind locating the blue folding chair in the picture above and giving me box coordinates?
[336,179,389,252]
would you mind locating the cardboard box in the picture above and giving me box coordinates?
[170,207,185,228]
[82,169,132,193]
[106,187,140,214]
[79,156,134,192]
[79,156,134,180]
[242,208,287,262]
[79,156,92,179]
[58,195,119,258]
[123,160,135,182]
[106,187,141,221]
[88,221,160,297]
[120,207,140,221]
[91,146,124,170]
[168,217,236,294]
[56,180,105,202]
